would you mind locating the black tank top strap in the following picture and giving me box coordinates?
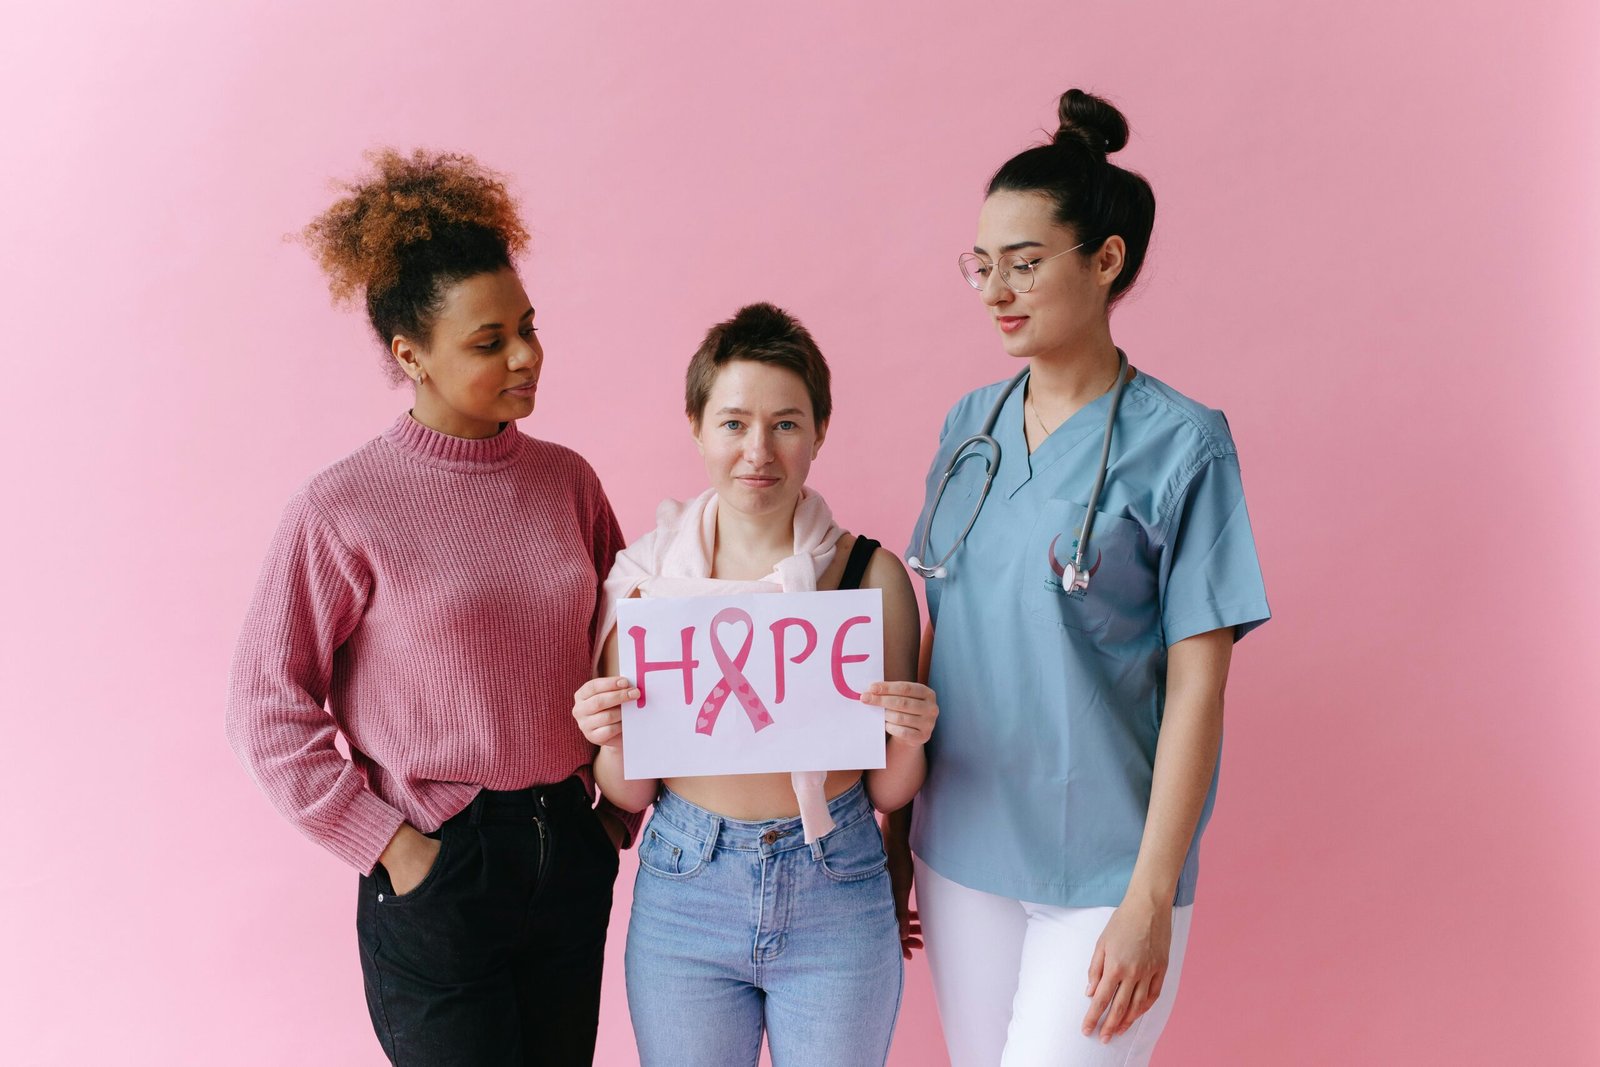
[838,536,880,591]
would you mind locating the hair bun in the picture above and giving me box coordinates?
[303,148,528,305]
[1052,88,1130,157]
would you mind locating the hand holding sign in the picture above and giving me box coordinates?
[865,680,940,746]
[615,589,886,779]
[572,676,638,748]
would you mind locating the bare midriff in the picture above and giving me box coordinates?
[664,770,865,821]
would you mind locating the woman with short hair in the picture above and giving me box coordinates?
[572,302,939,1066]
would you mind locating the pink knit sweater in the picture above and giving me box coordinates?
[226,413,633,874]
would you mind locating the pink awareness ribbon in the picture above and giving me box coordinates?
[695,608,776,736]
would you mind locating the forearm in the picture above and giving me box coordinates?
[227,702,406,872]
[1125,684,1227,908]
[228,493,398,870]
[867,739,926,813]
[592,743,658,813]
[228,640,403,873]
[1122,628,1233,906]
[883,800,912,849]
[863,557,932,814]
[876,620,930,839]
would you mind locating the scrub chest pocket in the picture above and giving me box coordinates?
[1023,499,1149,634]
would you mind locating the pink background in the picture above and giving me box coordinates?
[4,2,1597,1064]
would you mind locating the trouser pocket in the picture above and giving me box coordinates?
[358,826,488,987]
[353,787,622,1066]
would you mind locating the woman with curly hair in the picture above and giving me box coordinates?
[226,149,634,1066]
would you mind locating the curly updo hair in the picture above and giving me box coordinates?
[987,89,1155,308]
[685,303,832,427]
[302,149,530,383]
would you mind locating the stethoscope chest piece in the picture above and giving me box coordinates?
[1059,562,1088,594]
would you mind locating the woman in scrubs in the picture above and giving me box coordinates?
[887,89,1270,1066]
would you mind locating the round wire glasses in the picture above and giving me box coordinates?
[957,241,1086,293]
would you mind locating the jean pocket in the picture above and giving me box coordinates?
[379,831,454,904]
[636,818,707,880]
[817,815,889,883]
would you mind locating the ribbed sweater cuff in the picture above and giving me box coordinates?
[320,790,409,875]
[597,797,645,850]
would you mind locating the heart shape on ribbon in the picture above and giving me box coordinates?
[696,607,777,736]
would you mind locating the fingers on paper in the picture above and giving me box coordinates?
[577,677,639,710]
[865,680,933,700]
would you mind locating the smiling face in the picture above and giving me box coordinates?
[972,190,1125,362]
[692,360,827,520]
[391,267,543,439]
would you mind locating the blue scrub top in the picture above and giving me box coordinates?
[907,366,1270,908]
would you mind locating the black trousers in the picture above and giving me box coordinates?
[356,777,620,1066]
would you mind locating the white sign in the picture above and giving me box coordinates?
[616,589,886,779]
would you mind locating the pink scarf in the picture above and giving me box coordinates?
[599,487,845,842]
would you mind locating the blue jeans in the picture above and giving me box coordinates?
[625,779,904,1067]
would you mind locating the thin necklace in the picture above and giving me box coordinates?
[1026,390,1058,437]
[1027,362,1126,439]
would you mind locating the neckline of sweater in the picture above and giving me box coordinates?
[381,412,526,472]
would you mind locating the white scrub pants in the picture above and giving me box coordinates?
[915,857,1194,1067]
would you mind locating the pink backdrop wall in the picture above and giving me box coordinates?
[4,2,1597,1063]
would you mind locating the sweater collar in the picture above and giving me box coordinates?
[382,412,524,472]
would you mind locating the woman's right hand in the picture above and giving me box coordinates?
[572,676,639,747]
[882,812,923,958]
[379,823,442,896]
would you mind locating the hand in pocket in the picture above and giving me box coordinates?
[379,824,444,896]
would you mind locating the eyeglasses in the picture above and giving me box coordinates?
[958,242,1087,293]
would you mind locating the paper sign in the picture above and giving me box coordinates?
[616,589,886,779]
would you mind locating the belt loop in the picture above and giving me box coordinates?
[700,817,722,862]
[467,789,486,828]
[809,838,824,861]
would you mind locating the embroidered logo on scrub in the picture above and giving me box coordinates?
[1046,532,1100,598]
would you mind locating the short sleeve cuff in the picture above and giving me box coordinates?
[1163,599,1272,647]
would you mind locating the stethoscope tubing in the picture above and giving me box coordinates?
[910,351,1129,584]
[1073,354,1130,571]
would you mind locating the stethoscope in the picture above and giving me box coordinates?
[908,351,1130,590]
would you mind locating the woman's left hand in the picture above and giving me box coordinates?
[1082,897,1172,1043]
[862,681,938,746]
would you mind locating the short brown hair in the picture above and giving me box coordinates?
[685,303,832,426]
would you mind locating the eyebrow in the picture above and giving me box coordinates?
[469,306,536,333]
[713,406,807,418]
[972,241,1046,255]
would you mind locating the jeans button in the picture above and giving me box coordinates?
[761,829,780,845]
